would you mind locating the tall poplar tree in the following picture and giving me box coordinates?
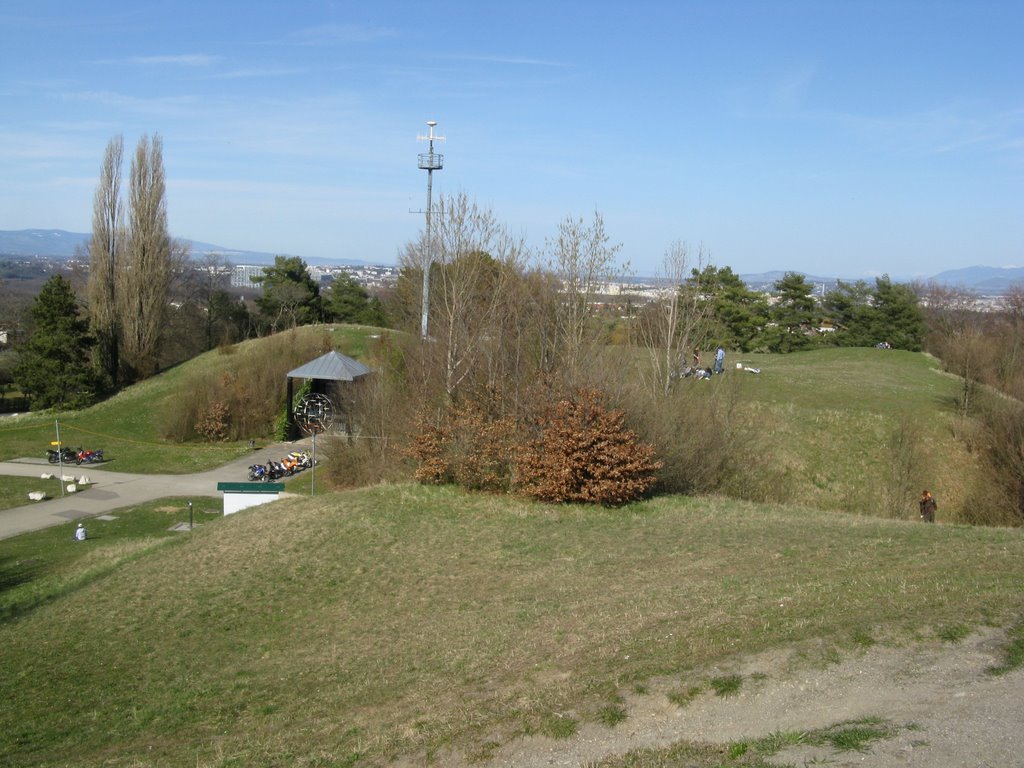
[119,134,171,379]
[87,135,123,389]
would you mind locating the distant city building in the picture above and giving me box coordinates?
[231,264,265,288]
[313,264,401,291]
[229,262,400,292]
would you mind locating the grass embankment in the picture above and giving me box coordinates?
[0,497,218,622]
[2,484,1023,767]
[715,347,970,517]
[0,325,380,474]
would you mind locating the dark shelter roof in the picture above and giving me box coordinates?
[287,351,372,381]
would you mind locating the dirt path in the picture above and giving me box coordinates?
[474,627,1022,767]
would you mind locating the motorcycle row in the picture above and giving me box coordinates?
[46,446,106,465]
[248,451,314,481]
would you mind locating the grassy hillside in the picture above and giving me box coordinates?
[718,347,971,518]
[1,338,978,521]
[0,325,382,473]
[1,341,976,517]
[2,484,1023,767]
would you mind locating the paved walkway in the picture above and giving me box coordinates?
[0,440,314,540]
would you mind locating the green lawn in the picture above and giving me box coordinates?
[0,496,221,623]
[0,476,70,511]
[2,484,1022,767]
[709,347,968,516]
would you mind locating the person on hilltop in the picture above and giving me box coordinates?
[714,346,725,375]
[919,490,937,523]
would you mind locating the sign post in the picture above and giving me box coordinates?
[54,420,65,497]
[294,393,334,497]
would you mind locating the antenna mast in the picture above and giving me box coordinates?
[416,120,445,339]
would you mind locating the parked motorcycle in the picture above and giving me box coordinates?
[75,448,105,465]
[46,446,77,464]
[289,451,313,469]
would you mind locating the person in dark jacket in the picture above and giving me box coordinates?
[919,490,937,523]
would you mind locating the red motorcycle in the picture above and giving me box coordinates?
[75,448,105,465]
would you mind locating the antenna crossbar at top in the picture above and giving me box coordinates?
[417,122,446,143]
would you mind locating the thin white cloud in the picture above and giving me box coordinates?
[93,54,222,67]
[0,131,95,162]
[206,66,307,80]
[840,105,1024,159]
[63,90,200,117]
[286,23,398,46]
[775,66,817,109]
[437,53,571,68]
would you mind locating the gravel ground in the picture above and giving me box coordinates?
[466,627,1022,767]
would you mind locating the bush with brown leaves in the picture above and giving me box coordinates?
[515,388,662,505]
[406,395,517,492]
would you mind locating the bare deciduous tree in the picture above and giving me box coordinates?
[177,251,234,350]
[428,193,529,397]
[633,240,711,395]
[917,281,991,415]
[544,211,623,382]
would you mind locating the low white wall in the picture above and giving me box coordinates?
[223,491,281,516]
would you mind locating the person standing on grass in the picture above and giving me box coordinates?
[919,490,937,523]
[714,346,725,375]
[74,523,87,541]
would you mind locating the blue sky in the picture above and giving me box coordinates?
[1,1,1021,278]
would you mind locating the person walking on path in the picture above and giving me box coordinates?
[919,489,937,522]
[714,346,725,375]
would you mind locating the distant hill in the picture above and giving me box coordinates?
[927,266,1024,294]
[740,267,1024,295]
[0,229,374,267]
[4,229,1020,291]
[0,229,87,258]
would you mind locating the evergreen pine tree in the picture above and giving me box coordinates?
[13,275,98,409]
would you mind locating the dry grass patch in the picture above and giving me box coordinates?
[2,485,1024,766]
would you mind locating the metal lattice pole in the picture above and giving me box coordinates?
[417,121,444,339]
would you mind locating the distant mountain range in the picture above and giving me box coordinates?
[1,229,1021,293]
[727,267,1023,295]
[924,266,1024,294]
[0,229,374,268]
